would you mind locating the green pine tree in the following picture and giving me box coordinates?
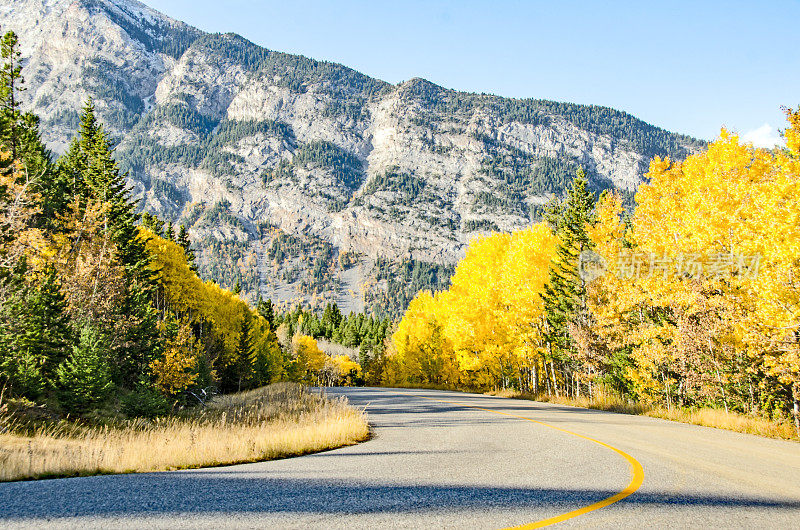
[141,212,165,235]
[59,101,160,388]
[253,327,284,386]
[57,99,97,202]
[1,350,45,398]
[321,302,343,339]
[257,296,275,328]
[0,31,61,227]
[56,325,115,413]
[0,283,47,399]
[540,169,596,363]
[234,313,255,391]
[176,224,197,272]
[19,267,73,378]
[0,31,24,162]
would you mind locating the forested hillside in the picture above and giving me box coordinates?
[2,0,704,316]
[0,31,378,419]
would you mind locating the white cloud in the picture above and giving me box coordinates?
[741,123,785,149]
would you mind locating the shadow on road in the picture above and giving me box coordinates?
[2,475,799,520]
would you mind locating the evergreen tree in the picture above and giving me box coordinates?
[56,325,114,413]
[57,100,96,202]
[540,169,596,359]
[257,296,275,328]
[0,31,24,161]
[59,100,146,265]
[0,283,46,398]
[0,31,60,226]
[321,302,343,338]
[233,280,241,295]
[253,326,283,386]
[1,350,45,398]
[59,101,160,387]
[229,312,255,391]
[141,212,165,236]
[343,319,359,348]
[19,267,72,377]
[176,224,197,271]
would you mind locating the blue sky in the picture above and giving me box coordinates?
[146,0,798,145]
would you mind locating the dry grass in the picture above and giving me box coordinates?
[486,388,798,441]
[645,406,797,440]
[0,383,369,482]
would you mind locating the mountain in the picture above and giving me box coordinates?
[1,0,704,316]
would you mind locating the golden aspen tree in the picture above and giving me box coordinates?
[150,320,201,395]
[0,152,45,273]
[392,290,458,385]
[443,232,513,387]
[292,335,326,384]
[756,107,800,430]
[50,199,127,329]
[322,355,362,387]
[628,109,799,417]
[499,224,557,392]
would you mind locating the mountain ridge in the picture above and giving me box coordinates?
[1,0,704,316]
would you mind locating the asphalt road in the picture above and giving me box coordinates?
[1,387,799,528]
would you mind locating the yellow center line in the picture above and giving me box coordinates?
[409,392,645,528]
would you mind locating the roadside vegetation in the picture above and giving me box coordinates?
[0,31,371,482]
[0,383,368,482]
[487,389,798,441]
[366,108,800,439]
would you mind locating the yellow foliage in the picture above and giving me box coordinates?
[144,229,283,392]
[391,224,557,388]
[49,199,127,329]
[150,321,201,395]
[594,108,800,408]
[292,335,327,383]
[0,150,45,272]
[388,108,800,427]
[323,355,362,387]
[144,229,259,366]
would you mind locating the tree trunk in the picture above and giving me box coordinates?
[662,371,671,411]
[708,339,729,414]
[714,367,729,414]
[545,362,551,396]
[550,360,559,398]
[793,383,799,436]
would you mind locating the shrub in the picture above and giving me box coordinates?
[120,385,170,418]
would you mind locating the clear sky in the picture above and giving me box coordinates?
[146,0,798,145]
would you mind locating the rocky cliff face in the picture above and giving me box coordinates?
[1,0,704,316]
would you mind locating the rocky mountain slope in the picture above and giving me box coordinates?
[1,0,704,316]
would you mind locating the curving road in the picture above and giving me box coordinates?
[1,387,800,528]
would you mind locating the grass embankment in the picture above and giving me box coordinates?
[0,383,369,482]
[486,388,798,441]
